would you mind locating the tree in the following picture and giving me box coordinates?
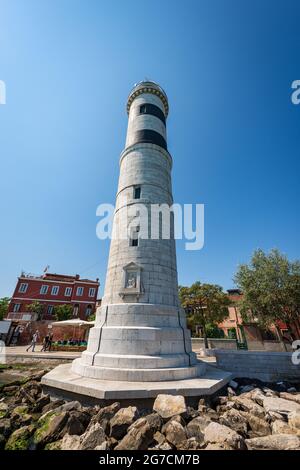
[179,282,231,348]
[0,297,10,321]
[26,301,44,320]
[87,312,95,322]
[206,323,225,339]
[234,249,300,348]
[54,304,73,321]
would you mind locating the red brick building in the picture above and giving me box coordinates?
[7,272,100,321]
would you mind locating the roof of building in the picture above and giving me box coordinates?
[19,272,100,284]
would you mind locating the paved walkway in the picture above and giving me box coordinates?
[4,346,217,363]
[5,345,80,359]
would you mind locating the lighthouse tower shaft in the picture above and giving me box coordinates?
[72,81,205,381]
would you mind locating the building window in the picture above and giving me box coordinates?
[51,286,59,296]
[47,305,54,314]
[140,104,147,114]
[40,285,48,295]
[130,226,140,247]
[86,305,92,317]
[13,303,21,312]
[18,283,28,293]
[65,287,72,296]
[133,186,141,199]
[76,287,84,296]
[88,287,96,297]
[73,304,79,317]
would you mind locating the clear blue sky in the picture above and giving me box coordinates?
[0,0,299,298]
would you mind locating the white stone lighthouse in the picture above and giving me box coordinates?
[43,81,230,400]
[72,81,204,381]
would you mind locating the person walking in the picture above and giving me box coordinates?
[26,330,39,352]
[48,333,53,351]
[41,333,50,352]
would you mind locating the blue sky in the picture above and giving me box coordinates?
[0,0,299,298]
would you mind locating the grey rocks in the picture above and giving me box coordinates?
[1,371,300,451]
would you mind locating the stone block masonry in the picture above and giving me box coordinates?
[214,350,300,382]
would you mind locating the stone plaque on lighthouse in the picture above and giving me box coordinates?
[43,81,230,399]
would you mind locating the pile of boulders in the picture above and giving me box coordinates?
[0,373,300,450]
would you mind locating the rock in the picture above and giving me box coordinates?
[216,402,236,414]
[288,410,300,430]
[0,435,5,450]
[5,425,34,450]
[216,396,229,406]
[229,380,239,389]
[79,422,107,450]
[182,406,199,422]
[245,413,271,437]
[202,407,219,421]
[88,402,120,434]
[61,423,107,451]
[227,387,236,397]
[204,422,246,450]
[3,385,19,395]
[266,411,286,422]
[239,385,255,394]
[180,437,202,450]
[247,388,266,406]
[115,413,162,450]
[56,401,82,413]
[275,381,289,392]
[231,396,265,418]
[167,414,185,426]
[186,416,209,441]
[263,397,300,416]
[66,410,91,436]
[11,405,29,418]
[11,405,32,426]
[153,394,186,419]
[287,387,297,393]
[0,418,12,438]
[271,420,297,435]
[23,380,42,397]
[153,431,165,445]
[0,402,8,418]
[279,392,300,405]
[42,399,65,414]
[61,433,82,451]
[157,442,173,450]
[219,409,248,436]
[162,419,187,448]
[263,387,279,397]
[29,369,49,382]
[94,441,109,450]
[44,440,62,450]
[32,394,50,412]
[109,406,139,439]
[246,434,300,450]
[205,442,232,450]
[33,411,69,447]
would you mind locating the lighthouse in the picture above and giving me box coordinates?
[71,81,204,381]
[43,82,230,399]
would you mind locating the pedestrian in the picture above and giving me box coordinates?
[41,333,50,352]
[48,333,53,351]
[26,330,39,352]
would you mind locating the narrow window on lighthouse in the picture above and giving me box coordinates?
[130,226,140,247]
[133,186,141,199]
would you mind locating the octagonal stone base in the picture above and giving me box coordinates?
[42,362,232,405]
